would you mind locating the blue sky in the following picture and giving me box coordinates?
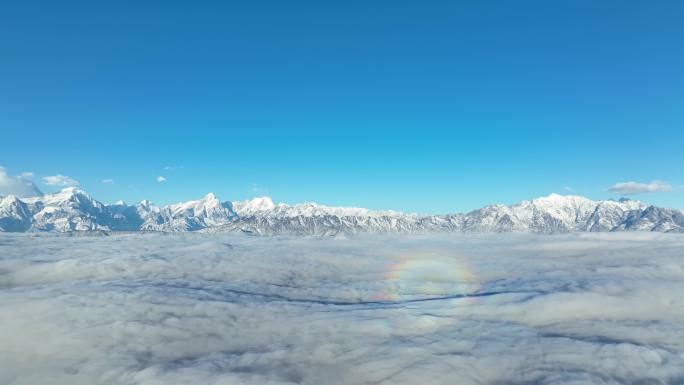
[1,0,683,213]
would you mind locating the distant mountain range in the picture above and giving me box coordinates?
[1,187,682,234]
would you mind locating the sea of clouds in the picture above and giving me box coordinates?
[1,232,684,385]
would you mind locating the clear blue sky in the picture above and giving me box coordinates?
[1,1,683,213]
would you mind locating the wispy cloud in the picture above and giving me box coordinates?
[0,166,43,197]
[101,179,114,184]
[251,182,268,195]
[42,174,80,186]
[608,180,672,195]
[157,176,167,183]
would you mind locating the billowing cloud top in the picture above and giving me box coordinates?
[608,180,672,195]
[1,233,683,384]
[0,166,42,197]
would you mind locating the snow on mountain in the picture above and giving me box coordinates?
[232,197,405,218]
[209,212,428,236]
[140,193,237,231]
[460,194,646,233]
[223,193,681,235]
[232,197,277,216]
[616,205,684,232]
[0,195,32,232]
[20,187,112,232]
[0,190,682,234]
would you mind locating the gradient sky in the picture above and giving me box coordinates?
[1,0,683,213]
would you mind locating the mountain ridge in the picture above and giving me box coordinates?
[1,188,682,234]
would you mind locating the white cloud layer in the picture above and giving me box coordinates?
[1,233,684,384]
[42,174,80,186]
[608,180,672,195]
[157,176,167,183]
[0,167,43,197]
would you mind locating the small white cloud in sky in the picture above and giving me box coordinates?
[157,176,167,183]
[21,172,34,178]
[252,182,268,195]
[608,180,672,195]
[42,174,79,186]
[101,179,114,184]
[0,166,43,197]
[563,186,572,191]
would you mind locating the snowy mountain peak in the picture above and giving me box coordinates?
[532,193,592,206]
[0,194,32,232]
[0,191,682,234]
[233,197,277,216]
[250,196,275,208]
[1,194,21,204]
[58,186,88,196]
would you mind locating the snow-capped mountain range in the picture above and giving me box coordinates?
[1,187,682,234]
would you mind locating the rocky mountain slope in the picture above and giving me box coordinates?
[0,188,682,234]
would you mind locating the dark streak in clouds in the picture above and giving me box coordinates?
[110,280,543,307]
